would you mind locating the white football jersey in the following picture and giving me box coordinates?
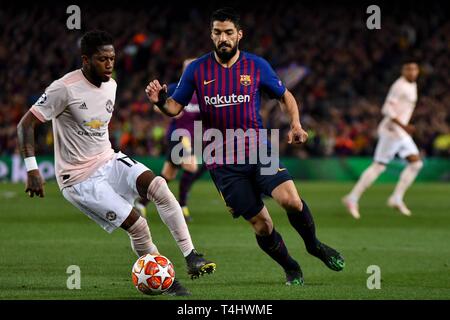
[378,76,418,139]
[30,69,117,189]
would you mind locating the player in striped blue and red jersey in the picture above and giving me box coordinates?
[145,7,344,285]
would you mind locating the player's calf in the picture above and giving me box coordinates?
[146,176,217,279]
[147,176,195,257]
[125,214,159,257]
[284,199,320,255]
[390,158,423,206]
[255,227,304,284]
[274,183,345,271]
[249,209,304,284]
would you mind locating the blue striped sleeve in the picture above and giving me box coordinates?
[171,62,196,106]
[167,83,177,97]
[258,57,286,99]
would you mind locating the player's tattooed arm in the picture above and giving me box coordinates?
[145,80,183,117]
[279,89,308,144]
[17,111,45,198]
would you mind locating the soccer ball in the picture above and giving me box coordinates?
[131,254,175,295]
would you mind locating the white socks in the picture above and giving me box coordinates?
[127,216,159,257]
[391,161,423,200]
[348,163,386,202]
[147,176,194,257]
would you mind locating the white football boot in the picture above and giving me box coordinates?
[342,195,361,219]
[387,196,411,216]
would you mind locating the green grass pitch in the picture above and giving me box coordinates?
[0,180,449,300]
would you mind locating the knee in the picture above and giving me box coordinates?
[136,171,156,200]
[121,208,141,230]
[250,217,273,236]
[162,172,176,182]
[147,176,174,203]
[409,160,423,171]
[372,162,387,174]
[279,194,303,213]
[183,162,198,173]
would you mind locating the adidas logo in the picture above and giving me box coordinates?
[79,102,88,109]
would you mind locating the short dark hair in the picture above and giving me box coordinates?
[401,56,419,66]
[210,7,241,30]
[80,30,113,57]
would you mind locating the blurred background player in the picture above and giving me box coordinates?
[16,30,216,295]
[343,59,423,218]
[145,8,345,286]
[136,58,206,222]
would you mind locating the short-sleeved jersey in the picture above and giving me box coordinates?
[30,69,117,189]
[166,83,201,141]
[378,76,418,139]
[171,51,286,168]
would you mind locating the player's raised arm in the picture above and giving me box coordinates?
[279,89,309,145]
[146,59,198,117]
[145,80,184,117]
[17,111,45,198]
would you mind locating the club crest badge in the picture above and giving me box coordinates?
[240,75,251,86]
[105,99,114,113]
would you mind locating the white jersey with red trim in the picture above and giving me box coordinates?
[378,76,418,139]
[30,69,116,189]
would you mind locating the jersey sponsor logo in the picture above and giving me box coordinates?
[204,94,250,107]
[35,93,48,106]
[83,119,106,130]
[203,79,215,85]
[105,99,114,113]
[77,130,106,137]
[79,102,88,109]
[240,75,251,86]
[277,168,286,172]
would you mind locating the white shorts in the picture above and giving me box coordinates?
[374,134,419,164]
[62,151,149,233]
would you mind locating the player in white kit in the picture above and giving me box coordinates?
[16,30,216,295]
[342,59,423,218]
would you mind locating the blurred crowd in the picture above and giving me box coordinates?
[1,1,449,158]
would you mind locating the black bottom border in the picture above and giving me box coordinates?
[1,300,447,318]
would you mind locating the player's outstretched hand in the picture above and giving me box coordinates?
[145,80,167,104]
[288,124,308,144]
[25,169,45,198]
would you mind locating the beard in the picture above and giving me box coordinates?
[214,42,238,63]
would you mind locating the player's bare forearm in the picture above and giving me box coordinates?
[17,110,45,197]
[17,111,38,158]
[162,98,184,117]
[279,90,308,144]
[280,90,301,128]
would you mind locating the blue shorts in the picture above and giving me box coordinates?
[209,162,292,220]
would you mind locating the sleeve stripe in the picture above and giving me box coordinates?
[30,106,47,123]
